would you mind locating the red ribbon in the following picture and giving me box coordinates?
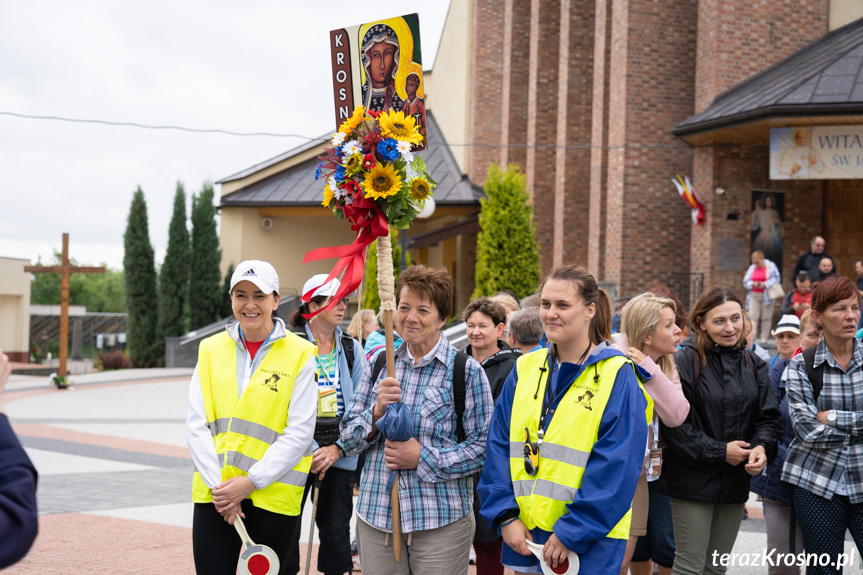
[301,194,389,318]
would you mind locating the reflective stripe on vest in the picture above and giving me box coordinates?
[191,330,316,516]
[508,349,653,539]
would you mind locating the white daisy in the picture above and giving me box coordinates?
[341,140,361,158]
[397,140,414,162]
[331,131,347,146]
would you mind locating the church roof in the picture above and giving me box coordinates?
[673,17,863,138]
[219,111,483,207]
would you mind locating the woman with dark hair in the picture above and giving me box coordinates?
[341,265,494,575]
[478,264,651,574]
[186,260,318,575]
[463,296,521,575]
[781,276,863,575]
[284,274,364,575]
[660,286,781,575]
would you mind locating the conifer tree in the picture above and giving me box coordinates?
[189,182,223,328]
[473,163,541,299]
[158,183,190,339]
[123,187,161,366]
[220,263,234,319]
[362,229,411,311]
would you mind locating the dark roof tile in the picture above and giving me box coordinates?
[674,17,863,137]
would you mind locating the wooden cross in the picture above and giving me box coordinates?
[25,233,105,379]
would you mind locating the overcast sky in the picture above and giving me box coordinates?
[0,1,450,270]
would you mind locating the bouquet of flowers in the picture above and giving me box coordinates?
[316,106,436,229]
[302,106,436,312]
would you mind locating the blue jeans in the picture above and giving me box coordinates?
[632,480,676,568]
[285,467,355,575]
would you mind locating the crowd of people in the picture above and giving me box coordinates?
[2,239,861,574]
[174,246,863,575]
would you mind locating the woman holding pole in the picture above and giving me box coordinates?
[341,265,494,575]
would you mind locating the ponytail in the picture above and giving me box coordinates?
[289,294,329,329]
[592,288,613,344]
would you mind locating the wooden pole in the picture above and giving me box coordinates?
[376,233,401,562]
[383,307,401,561]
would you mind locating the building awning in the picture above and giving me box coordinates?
[219,111,484,208]
[673,17,863,146]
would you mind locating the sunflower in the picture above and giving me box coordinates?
[409,177,432,201]
[379,110,423,145]
[338,106,367,134]
[362,163,402,201]
[322,185,335,207]
[344,153,362,174]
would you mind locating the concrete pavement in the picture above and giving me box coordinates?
[2,368,862,574]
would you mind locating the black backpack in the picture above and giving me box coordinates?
[371,349,469,441]
[801,346,826,401]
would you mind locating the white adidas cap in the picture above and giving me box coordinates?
[229,260,280,294]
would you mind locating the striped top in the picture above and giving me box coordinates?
[316,347,345,416]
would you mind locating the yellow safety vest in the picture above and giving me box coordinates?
[509,349,653,539]
[191,331,315,516]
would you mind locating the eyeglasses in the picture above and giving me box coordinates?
[524,427,539,476]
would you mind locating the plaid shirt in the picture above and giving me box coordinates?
[781,338,863,502]
[341,333,493,533]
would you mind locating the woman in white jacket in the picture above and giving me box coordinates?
[186,260,318,575]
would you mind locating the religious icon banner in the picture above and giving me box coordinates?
[330,13,426,149]
[770,125,863,180]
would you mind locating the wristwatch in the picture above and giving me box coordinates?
[336,444,347,458]
[827,410,838,426]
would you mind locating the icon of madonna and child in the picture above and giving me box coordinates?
[359,17,426,146]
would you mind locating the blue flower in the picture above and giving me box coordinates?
[314,163,323,180]
[335,164,347,181]
[377,138,400,162]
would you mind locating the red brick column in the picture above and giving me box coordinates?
[526,0,561,273]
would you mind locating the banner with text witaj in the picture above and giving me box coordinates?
[770,126,863,180]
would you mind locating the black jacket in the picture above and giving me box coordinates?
[658,336,782,504]
[465,341,521,401]
[467,340,520,542]
[0,414,38,569]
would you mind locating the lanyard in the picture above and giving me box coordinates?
[535,343,592,445]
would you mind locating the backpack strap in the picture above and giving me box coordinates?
[743,349,756,376]
[802,346,825,402]
[341,334,356,378]
[453,350,468,443]
[371,348,469,442]
[371,350,388,383]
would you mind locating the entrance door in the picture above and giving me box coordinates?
[825,180,863,279]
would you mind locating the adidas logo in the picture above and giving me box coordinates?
[242,268,257,277]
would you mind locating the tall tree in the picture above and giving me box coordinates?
[189,182,222,328]
[123,187,161,366]
[220,263,235,319]
[158,182,191,339]
[362,228,411,311]
[473,163,541,299]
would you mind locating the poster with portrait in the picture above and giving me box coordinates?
[330,13,426,149]
[750,190,785,275]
